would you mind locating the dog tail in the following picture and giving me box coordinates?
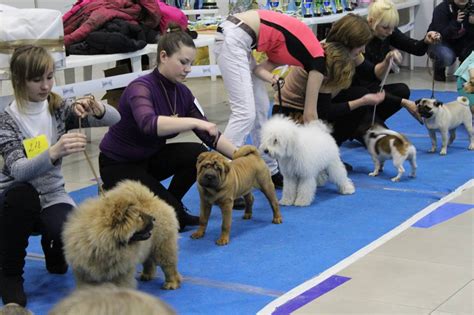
[457,96,469,106]
[233,145,260,159]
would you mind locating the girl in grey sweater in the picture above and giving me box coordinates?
[0,45,120,307]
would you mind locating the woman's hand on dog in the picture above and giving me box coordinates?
[49,132,87,162]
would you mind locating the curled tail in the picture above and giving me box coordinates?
[233,145,260,159]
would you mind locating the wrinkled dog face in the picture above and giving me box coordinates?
[415,98,443,119]
[196,152,229,189]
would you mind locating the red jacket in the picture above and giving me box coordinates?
[63,0,161,46]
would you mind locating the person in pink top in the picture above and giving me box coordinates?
[214,9,326,189]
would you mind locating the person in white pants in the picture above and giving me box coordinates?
[214,10,326,189]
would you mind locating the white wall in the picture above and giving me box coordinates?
[412,0,436,68]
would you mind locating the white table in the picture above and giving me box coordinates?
[48,34,218,100]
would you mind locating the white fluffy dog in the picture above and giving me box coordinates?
[260,115,355,206]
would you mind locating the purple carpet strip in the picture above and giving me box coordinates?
[413,202,472,228]
[272,275,351,315]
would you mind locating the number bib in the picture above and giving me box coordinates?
[23,134,49,159]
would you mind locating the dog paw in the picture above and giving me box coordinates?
[272,216,283,224]
[242,213,252,220]
[140,272,155,281]
[428,148,436,153]
[339,182,355,195]
[368,172,378,177]
[439,149,447,155]
[190,231,205,239]
[293,199,311,207]
[162,280,180,290]
[391,176,401,182]
[279,198,294,206]
[215,237,229,246]
[468,144,474,150]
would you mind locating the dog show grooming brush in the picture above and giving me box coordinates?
[372,56,393,126]
[76,95,105,196]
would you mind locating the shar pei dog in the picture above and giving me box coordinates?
[63,180,181,289]
[191,145,282,245]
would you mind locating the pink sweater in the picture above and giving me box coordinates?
[257,10,325,73]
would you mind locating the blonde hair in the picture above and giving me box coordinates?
[368,0,400,30]
[48,285,176,315]
[10,45,62,113]
[322,42,355,90]
[326,13,373,49]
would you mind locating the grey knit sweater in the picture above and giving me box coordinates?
[0,99,120,208]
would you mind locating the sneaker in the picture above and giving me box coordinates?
[177,206,199,232]
[233,196,246,210]
[271,172,284,189]
[0,273,27,307]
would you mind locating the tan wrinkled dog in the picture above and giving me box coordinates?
[191,145,282,245]
[63,180,181,290]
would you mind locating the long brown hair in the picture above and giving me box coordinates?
[326,13,373,49]
[322,42,355,90]
[10,45,62,113]
[156,23,196,65]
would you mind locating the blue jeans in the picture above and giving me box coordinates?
[428,44,457,68]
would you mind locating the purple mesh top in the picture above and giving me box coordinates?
[100,68,218,161]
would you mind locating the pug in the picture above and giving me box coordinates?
[416,96,474,155]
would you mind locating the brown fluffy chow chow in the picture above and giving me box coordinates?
[63,180,181,289]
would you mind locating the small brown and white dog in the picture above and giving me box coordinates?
[416,96,473,155]
[363,124,417,182]
[192,145,282,246]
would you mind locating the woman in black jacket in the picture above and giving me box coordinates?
[428,0,474,81]
[354,0,440,116]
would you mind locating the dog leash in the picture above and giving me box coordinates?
[372,56,393,126]
[76,95,105,196]
[276,78,284,114]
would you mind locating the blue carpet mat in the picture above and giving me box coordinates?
[22,89,473,314]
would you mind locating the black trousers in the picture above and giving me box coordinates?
[273,84,409,145]
[0,183,73,276]
[99,142,208,212]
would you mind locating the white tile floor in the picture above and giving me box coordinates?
[2,66,472,314]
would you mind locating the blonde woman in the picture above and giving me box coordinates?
[359,0,440,119]
[0,46,120,307]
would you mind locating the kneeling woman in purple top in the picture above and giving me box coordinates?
[99,24,237,232]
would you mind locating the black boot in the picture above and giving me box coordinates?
[41,238,68,274]
[271,172,284,189]
[0,183,41,307]
[434,67,446,82]
[0,273,26,307]
[176,206,199,232]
